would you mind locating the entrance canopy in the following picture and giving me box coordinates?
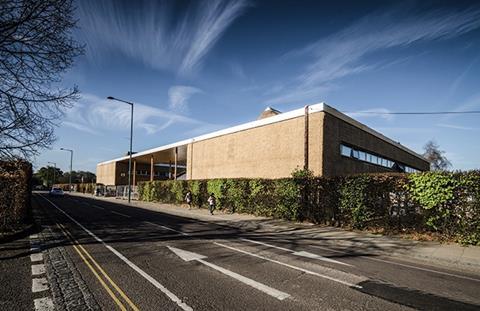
[99,140,189,167]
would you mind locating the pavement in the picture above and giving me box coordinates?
[73,191,480,275]
[2,191,479,310]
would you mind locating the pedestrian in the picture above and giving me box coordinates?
[185,191,192,209]
[207,193,216,215]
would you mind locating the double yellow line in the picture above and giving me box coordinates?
[56,223,139,311]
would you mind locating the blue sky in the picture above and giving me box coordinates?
[36,0,480,172]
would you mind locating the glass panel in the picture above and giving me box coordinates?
[359,151,366,161]
[341,145,352,157]
[352,150,360,159]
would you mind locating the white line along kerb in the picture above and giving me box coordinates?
[39,195,193,311]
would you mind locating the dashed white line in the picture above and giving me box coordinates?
[30,253,43,262]
[92,204,105,210]
[366,256,480,283]
[32,278,49,292]
[31,264,46,276]
[307,244,480,283]
[240,238,351,266]
[111,211,131,218]
[40,194,193,311]
[145,221,190,236]
[214,242,365,288]
[168,246,290,301]
[34,297,54,311]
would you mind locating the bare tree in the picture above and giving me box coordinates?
[423,140,451,171]
[0,0,83,159]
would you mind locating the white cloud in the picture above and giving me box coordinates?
[77,0,249,76]
[437,123,479,131]
[268,5,480,105]
[346,108,395,121]
[63,93,206,135]
[168,86,202,112]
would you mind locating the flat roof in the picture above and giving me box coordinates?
[98,103,426,165]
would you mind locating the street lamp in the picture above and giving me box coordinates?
[107,96,134,203]
[60,148,73,192]
[48,162,57,186]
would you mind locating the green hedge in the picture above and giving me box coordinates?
[137,171,480,245]
[0,160,32,232]
[54,183,96,193]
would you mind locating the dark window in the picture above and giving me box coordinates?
[339,143,420,173]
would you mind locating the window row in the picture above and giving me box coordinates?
[120,171,170,177]
[340,144,419,173]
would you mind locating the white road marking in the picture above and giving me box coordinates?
[30,253,43,262]
[92,204,105,210]
[307,244,480,283]
[34,297,54,311]
[30,246,41,252]
[145,221,190,236]
[39,195,193,311]
[367,256,480,283]
[168,246,290,301]
[292,250,351,266]
[32,278,49,292]
[240,238,351,266]
[31,264,46,276]
[111,211,131,218]
[215,242,365,289]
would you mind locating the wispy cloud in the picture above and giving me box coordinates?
[63,93,207,135]
[437,123,479,131]
[268,5,480,105]
[168,85,202,113]
[446,56,480,99]
[77,0,249,75]
[346,108,395,121]
[442,92,480,122]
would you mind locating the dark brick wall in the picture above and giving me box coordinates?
[322,112,430,177]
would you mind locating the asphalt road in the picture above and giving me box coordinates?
[23,193,480,310]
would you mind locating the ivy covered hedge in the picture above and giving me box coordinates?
[0,160,32,232]
[137,171,480,245]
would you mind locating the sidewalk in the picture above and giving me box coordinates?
[69,192,480,274]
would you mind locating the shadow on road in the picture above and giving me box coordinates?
[5,193,477,311]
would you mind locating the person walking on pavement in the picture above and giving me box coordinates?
[185,191,193,209]
[208,193,216,215]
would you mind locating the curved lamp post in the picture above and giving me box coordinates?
[107,96,134,203]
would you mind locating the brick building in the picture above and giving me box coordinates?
[96,103,429,186]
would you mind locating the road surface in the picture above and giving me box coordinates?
[4,193,479,310]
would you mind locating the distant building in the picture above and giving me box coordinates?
[96,103,429,186]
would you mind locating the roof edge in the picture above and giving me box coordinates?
[98,102,427,166]
[322,104,428,162]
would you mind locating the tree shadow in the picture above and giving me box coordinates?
[356,279,480,310]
